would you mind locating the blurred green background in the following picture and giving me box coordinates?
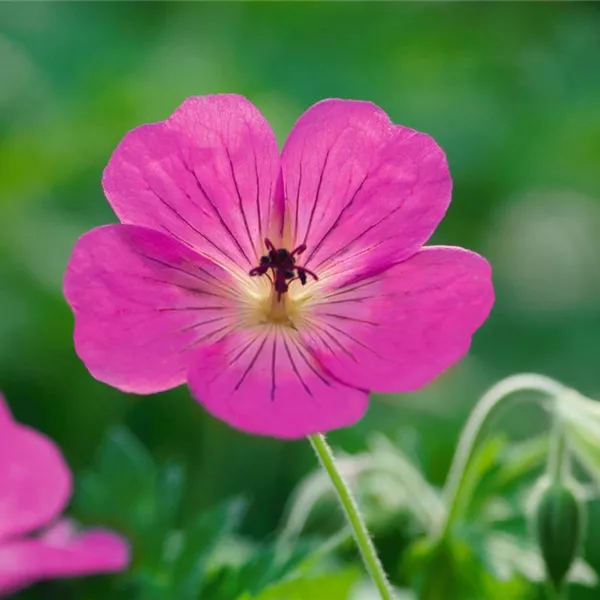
[1,2,600,599]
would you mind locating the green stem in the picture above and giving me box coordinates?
[439,373,568,539]
[308,434,394,600]
[548,418,568,484]
[546,580,569,600]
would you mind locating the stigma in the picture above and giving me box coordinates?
[249,238,318,300]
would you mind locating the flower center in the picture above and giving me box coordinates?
[249,238,319,299]
[248,238,318,327]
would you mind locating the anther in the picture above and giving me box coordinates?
[249,240,319,298]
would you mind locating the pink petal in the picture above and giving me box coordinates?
[64,224,245,394]
[0,523,129,595]
[304,246,494,393]
[280,99,451,282]
[0,413,72,542]
[102,94,280,274]
[187,328,369,439]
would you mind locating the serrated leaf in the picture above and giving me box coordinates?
[366,433,444,532]
[140,462,188,574]
[251,568,360,600]
[471,437,548,515]
[202,537,323,600]
[74,426,157,532]
[171,497,248,599]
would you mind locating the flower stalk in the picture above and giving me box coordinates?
[548,417,568,484]
[439,373,568,539]
[308,434,395,600]
[537,414,582,599]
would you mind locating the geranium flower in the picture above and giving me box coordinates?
[0,393,129,595]
[64,95,493,439]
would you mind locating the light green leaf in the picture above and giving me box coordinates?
[251,569,360,600]
[171,497,248,598]
[557,390,600,484]
[485,532,597,587]
[75,426,157,530]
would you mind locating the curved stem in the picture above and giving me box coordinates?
[308,434,395,600]
[439,373,568,539]
[548,417,568,484]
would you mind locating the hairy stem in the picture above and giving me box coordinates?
[308,434,395,600]
[439,373,568,539]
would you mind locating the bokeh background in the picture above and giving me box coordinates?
[2,3,600,599]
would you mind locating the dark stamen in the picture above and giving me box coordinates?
[249,238,319,299]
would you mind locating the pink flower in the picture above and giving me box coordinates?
[0,393,129,596]
[64,95,493,439]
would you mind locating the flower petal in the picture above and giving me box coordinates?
[64,224,244,394]
[280,99,451,281]
[0,409,71,541]
[303,246,493,393]
[187,328,369,439]
[102,94,280,273]
[0,522,129,595]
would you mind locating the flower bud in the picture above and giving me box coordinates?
[534,480,584,591]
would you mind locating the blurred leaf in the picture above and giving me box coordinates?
[202,534,341,600]
[490,437,548,492]
[365,433,445,532]
[250,568,359,600]
[404,536,484,600]
[281,434,444,547]
[472,436,548,511]
[350,581,416,600]
[74,426,157,533]
[404,534,530,600]
[447,435,506,529]
[485,532,597,588]
[155,461,186,527]
[172,498,248,599]
[557,390,600,485]
[73,428,253,599]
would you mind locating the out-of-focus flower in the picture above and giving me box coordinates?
[0,393,129,596]
[64,95,493,439]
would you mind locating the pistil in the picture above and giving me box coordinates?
[249,238,318,300]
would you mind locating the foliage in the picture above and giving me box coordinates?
[2,2,600,599]
[19,428,358,600]
[283,426,598,599]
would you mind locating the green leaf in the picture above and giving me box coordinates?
[557,391,600,484]
[449,435,506,527]
[171,497,248,599]
[251,568,360,600]
[365,433,445,532]
[471,436,548,512]
[404,534,529,600]
[485,531,597,587]
[404,536,478,600]
[202,537,325,600]
[155,461,186,527]
[74,426,157,532]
